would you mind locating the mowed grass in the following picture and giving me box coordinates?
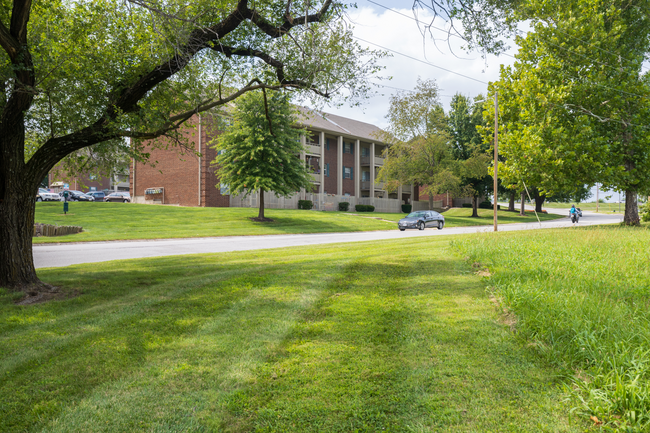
[33,202,561,243]
[1,238,581,432]
[454,224,650,431]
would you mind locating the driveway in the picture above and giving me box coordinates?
[34,209,622,269]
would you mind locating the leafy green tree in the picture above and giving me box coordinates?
[377,79,461,210]
[448,93,492,216]
[0,0,386,291]
[486,0,650,224]
[214,90,311,220]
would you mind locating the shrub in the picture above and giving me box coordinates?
[462,203,473,208]
[642,201,650,222]
[298,200,313,210]
[478,202,501,210]
[401,204,412,213]
[355,204,375,212]
[338,202,350,211]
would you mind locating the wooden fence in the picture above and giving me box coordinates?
[34,223,83,237]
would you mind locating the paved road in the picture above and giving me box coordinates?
[34,209,622,269]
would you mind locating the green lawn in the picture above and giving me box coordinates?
[33,202,562,243]
[1,237,581,432]
[454,223,650,431]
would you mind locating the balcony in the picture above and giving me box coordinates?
[305,142,321,155]
[310,173,321,183]
[361,181,385,190]
[360,156,385,166]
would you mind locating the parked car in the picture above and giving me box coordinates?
[398,210,445,231]
[86,191,106,201]
[36,188,61,202]
[105,192,131,203]
[66,190,95,201]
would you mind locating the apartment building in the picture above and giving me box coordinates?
[130,108,423,212]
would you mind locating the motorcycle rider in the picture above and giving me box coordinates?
[569,204,578,222]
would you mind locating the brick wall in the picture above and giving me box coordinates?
[417,186,451,207]
[49,166,112,193]
[132,114,231,207]
[341,139,355,196]
[323,135,338,195]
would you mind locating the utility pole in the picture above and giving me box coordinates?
[596,183,599,213]
[494,91,498,232]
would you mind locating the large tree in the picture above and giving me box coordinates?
[448,93,492,217]
[487,0,650,224]
[0,0,386,292]
[214,89,311,220]
[377,79,461,210]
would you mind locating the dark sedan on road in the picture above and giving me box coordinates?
[105,192,131,203]
[398,210,445,231]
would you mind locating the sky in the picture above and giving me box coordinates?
[316,0,519,129]
[312,1,619,203]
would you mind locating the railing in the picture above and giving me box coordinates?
[310,173,320,182]
[374,157,384,165]
[306,144,321,155]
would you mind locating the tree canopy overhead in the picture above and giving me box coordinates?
[1,0,386,291]
[486,0,650,224]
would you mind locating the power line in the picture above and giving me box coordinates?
[353,36,489,85]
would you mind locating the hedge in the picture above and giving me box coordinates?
[338,202,350,211]
[401,204,412,213]
[355,204,375,212]
[298,200,313,210]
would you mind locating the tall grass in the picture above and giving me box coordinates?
[453,225,650,431]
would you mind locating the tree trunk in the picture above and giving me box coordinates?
[0,180,43,291]
[471,195,479,218]
[258,187,265,219]
[519,192,526,216]
[624,189,639,225]
[508,190,516,212]
[428,194,434,210]
[534,192,545,213]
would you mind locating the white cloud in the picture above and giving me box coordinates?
[318,5,518,129]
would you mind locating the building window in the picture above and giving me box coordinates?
[361,147,370,157]
[89,174,97,180]
[217,149,226,156]
[362,171,370,181]
[344,167,353,179]
[220,184,229,195]
[343,142,354,154]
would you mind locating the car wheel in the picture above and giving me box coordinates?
[123,199,128,203]
[438,221,443,230]
[399,228,405,231]
[418,221,425,230]
[36,196,42,202]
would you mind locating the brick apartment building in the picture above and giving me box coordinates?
[47,166,130,194]
[130,108,425,209]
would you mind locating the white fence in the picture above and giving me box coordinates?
[412,200,443,211]
[230,191,414,213]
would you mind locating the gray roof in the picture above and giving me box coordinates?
[296,107,384,143]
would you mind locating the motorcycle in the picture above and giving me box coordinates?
[569,207,582,223]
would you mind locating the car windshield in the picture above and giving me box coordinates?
[406,211,427,218]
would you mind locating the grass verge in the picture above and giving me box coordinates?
[1,237,579,432]
[453,224,650,431]
[33,203,561,243]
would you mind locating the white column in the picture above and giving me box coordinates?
[337,136,343,196]
[354,139,360,198]
[370,142,376,201]
[300,133,306,200]
[320,131,325,195]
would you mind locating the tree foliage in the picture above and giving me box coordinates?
[486,0,650,224]
[214,90,311,220]
[377,79,460,210]
[448,93,492,216]
[0,0,387,290]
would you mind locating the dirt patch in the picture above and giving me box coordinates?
[249,217,275,222]
[14,286,80,306]
[489,293,518,331]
